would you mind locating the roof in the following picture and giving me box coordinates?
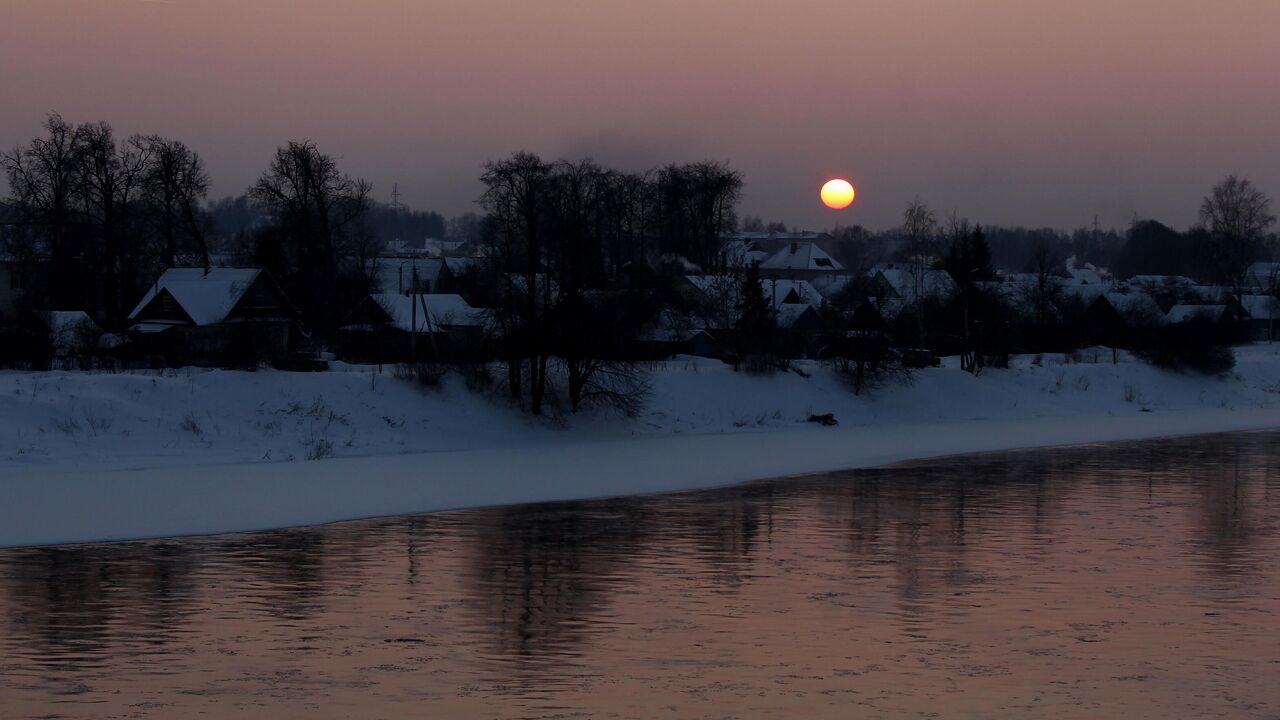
[1099,291,1165,321]
[759,241,844,272]
[763,278,819,308]
[367,293,484,332]
[1237,294,1280,319]
[1128,274,1196,286]
[1166,304,1227,323]
[775,303,820,328]
[127,268,263,325]
[872,266,955,299]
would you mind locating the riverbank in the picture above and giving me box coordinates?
[4,346,1280,547]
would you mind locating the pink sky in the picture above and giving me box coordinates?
[2,0,1278,230]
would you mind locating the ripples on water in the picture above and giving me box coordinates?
[1,432,1278,719]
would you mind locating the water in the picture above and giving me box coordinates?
[1,431,1278,719]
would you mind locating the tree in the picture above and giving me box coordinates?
[1,113,86,309]
[137,135,211,270]
[1199,175,1275,288]
[734,261,774,370]
[480,151,553,412]
[250,140,372,330]
[901,197,937,300]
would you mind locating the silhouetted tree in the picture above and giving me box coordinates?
[1199,175,1275,288]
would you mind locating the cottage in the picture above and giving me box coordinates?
[127,267,299,366]
[1165,304,1234,324]
[758,241,844,280]
[339,292,486,362]
[1236,294,1280,341]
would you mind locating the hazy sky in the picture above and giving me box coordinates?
[2,0,1278,231]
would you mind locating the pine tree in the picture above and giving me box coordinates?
[735,262,774,366]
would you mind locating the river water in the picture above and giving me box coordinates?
[1,431,1278,719]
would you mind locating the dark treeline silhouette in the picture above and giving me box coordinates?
[3,112,1278,411]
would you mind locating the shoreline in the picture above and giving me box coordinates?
[4,407,1279,550]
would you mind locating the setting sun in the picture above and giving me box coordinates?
[820,178,855,209]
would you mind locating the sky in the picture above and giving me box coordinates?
[2,0,1278,232]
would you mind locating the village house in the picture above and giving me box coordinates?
[339,292,486,362]
[758,240,845,281]
[126,267,299,367]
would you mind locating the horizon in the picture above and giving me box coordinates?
[3,1,1278,233]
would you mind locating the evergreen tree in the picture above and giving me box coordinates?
[734,262,774,364]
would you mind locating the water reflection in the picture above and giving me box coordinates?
[2,431,1278,718]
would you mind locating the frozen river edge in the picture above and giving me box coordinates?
[5,406,1280,549]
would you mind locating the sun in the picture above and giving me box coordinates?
[821,178,855,209]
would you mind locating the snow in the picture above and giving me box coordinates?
[4,346,1280,548]
[759,241,843,271]
[364,293,484,332]
[1166,304,1227,323]
[127,268,262,325]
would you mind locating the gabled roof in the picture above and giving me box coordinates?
[1098,291,1164,321]
[760,241,844,272]
[1237,294,1280,320]
[763,278,819,308]
[1166,304,1227,323]
[128,268,265,325]
[775,303,821,329]
[871,265,955,299]
[364,293,484,332]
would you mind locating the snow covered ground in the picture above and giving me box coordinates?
[4,345,1280,547]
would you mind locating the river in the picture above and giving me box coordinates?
[1,430,1277,718]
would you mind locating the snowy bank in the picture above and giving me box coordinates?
[4,346,1280,547]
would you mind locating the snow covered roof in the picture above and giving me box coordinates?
[127,268,264,325]
[1166,304,1227,323]
[759,241,843,272]
[369,293,484,332]
[1128,274,1195,287]
[763,278,819,308]
[775,303,819,329]
[443,256,484,275]
[1237,294,1280,320]
[1100,291,1164,320]
[1247,262,1280,287]
[872,265,955,300]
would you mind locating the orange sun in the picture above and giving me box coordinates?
[820,178,856,209]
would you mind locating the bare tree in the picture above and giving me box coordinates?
[1,113,85,306]
[902,197,937,300]
[250,140,372,328]
[480,151,553,412]
[136,135,210,269]
[1200,175,1275,288]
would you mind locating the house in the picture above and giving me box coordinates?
[1165,304,1234,324]
[869,264,956,315]
[1246,262,1280,292]
[758,241,844,280]
[636,310,720,359]
[1081,291,1165,344]
[1236,294,1280,341]
[339,293,486,362]
[126,267,299,366]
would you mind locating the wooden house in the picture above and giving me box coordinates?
[126,268,299,366]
